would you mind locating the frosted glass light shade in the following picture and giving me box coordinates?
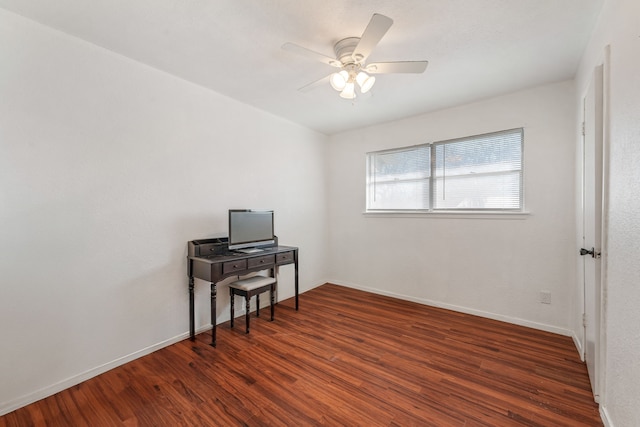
[340,82,356,99]
[356,72,375,93]
[330,70,349,91]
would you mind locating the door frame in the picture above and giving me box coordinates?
[597,44,611,406]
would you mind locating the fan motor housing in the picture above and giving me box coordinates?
[334,37,362,65]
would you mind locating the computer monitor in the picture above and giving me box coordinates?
[228,209,275,253]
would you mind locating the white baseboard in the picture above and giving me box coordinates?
[329,280,573,337]
[0,325,212,417]
[600,405,614,427]
[572,331,585,361]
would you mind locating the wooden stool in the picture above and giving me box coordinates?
[229,276,276,334]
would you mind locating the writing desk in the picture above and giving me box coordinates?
[187,238,298,347]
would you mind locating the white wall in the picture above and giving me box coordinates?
[576,0,640,425]
[0,9,328,414]
[327,81,577,335]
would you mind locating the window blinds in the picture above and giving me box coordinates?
[433,128,523,210]
[366,128,523,211]
[367,145,430,210]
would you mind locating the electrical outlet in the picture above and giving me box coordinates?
[540,291,552,304]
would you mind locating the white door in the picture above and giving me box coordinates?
[581,65,603,401]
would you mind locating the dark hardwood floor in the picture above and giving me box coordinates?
[1,283,602,426]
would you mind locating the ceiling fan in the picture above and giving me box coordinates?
[282,13,428,99]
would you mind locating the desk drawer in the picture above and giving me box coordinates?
[276,251,294,264]
[222,259,247,274]
[248,254,275,269]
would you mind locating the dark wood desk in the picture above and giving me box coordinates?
[187,238,298,347]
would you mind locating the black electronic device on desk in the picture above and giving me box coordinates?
[187,210,298,347]
[228,209,275,253]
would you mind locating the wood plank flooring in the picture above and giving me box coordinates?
[1,283,602,426]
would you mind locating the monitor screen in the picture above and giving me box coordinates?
[228,210,275,251]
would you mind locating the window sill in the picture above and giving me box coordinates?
[362,210,531,220]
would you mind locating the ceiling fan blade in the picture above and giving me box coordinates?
[298,74,331,92]
[365,61,429,74]
[352,14,393,62]
[282,42,342,68]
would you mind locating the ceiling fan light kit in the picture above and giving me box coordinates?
[340,82,356,99]
[329,66,375,99]
[282,13,428,100]
[356,72,375,93]
[330,70,349,91]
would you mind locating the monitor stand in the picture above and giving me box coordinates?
[236,248,264,254]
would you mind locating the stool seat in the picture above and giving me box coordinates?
[229,275,276,334]
[229,276,276,291]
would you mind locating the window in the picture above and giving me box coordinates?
[366,128,523,212]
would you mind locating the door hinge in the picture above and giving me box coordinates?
[583,313,587,328]
[581,122,586,136]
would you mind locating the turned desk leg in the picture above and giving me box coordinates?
[189,276,195,341]
[210,283,217,347]
[230,288,235,329]
[294,250,299,311]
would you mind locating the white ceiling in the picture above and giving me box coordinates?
[0,0,603,135]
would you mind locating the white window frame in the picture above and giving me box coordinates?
[366,128,524,213]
